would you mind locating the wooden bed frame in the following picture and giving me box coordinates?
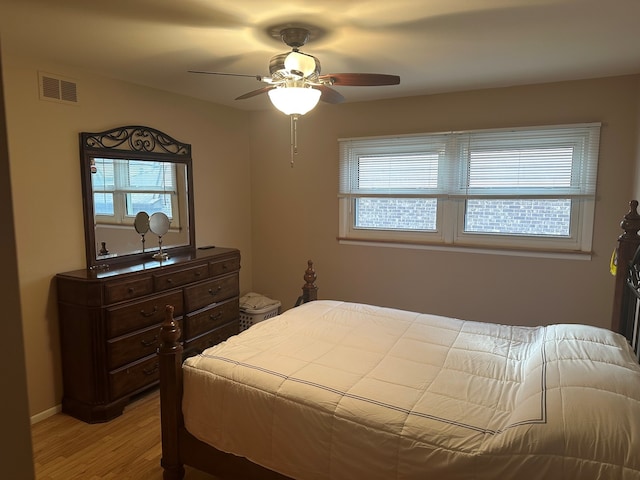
[159,202,640,479]
[611,200,640,359]
[158,261,317,480]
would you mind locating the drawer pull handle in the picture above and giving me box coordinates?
[222,263,228,270]
[208,286,222,296]
[140,306,158,317]
[195,271,202,277]
[209,312,223,321]
[143,363,159,376]
[127,287,135,294]
[140,336,158,347]
[166,278,174,284]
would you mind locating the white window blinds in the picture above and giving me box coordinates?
[339,134,450,197]
[92,159,176,193]
[126,160,177,193]
[339,123,600,199]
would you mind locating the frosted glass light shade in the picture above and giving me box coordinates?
[284,52,317,77]
[268,87,321,115]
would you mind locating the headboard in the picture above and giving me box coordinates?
[612,200,640,360]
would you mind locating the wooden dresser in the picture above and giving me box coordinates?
[56,247,240,423]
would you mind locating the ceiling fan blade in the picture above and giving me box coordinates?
[319,73,400,86]
[188,70,263,81]
[235,86,276,100]
[316,85,345,104]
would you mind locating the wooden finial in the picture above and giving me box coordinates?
[302,260,318,302]
[159,304,181,352]
[303,260,316,285]
[620,200,640,240]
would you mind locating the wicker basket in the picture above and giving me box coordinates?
[239,302,281,332]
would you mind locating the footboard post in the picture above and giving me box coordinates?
[158,305,185,480]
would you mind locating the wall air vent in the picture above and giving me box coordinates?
[38,72,78,105]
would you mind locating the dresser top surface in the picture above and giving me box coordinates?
[57,247,239,280]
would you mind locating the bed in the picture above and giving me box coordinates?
[159,204,640,480]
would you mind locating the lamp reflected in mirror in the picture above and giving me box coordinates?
[149,212,171,261]
[134,211,150,253]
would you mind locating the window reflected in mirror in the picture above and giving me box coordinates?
[91,158,183,229]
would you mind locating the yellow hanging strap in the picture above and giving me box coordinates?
[610,248,618,276]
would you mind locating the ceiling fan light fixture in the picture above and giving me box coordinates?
[284,51,317,77]
[268,86,321,115]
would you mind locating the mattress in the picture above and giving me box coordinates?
[182,300,640,479]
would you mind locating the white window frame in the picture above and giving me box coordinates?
[338,123,600,254]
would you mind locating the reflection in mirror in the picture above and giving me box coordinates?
[149,212,171,236]
[149,212,171,261]
[134,211,150,252]
[80,126,195,268]
[91,160,188,257]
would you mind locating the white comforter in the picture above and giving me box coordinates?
[182,300,640,479]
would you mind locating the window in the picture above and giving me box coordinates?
[91,158,181,227]
[338,123,600,253]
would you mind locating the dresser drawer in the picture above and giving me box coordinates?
[109,355,159,400]
[107,320,182,370]
[185,299,239,341]
[57,247,240,423]
[106,290,184,338]
[184,274,239,312]
[209,256,240,277]
[104,277,153,304]
[153,263,209,291]
[184,320,239,356]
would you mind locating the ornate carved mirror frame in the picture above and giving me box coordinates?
[79,125,196,269]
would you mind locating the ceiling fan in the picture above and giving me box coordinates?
[189,26,401,115]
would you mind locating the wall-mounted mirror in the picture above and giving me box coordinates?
[79,125,195,268]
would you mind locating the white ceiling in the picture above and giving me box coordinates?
[1,0,639,111]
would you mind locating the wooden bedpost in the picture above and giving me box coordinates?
[158,305,185,480]
[612,200,640,334]
[302,260,318,303]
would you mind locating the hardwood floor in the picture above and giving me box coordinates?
[31,389,218,480]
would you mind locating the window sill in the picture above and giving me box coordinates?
[337,237,593,260]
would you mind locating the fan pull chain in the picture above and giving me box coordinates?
[290,114,300,167]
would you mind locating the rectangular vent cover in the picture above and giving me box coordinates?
[38,72,78,104]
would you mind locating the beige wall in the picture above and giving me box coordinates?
[634,84,640,200]
[2,53,253,418]
[249,75,640,329]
